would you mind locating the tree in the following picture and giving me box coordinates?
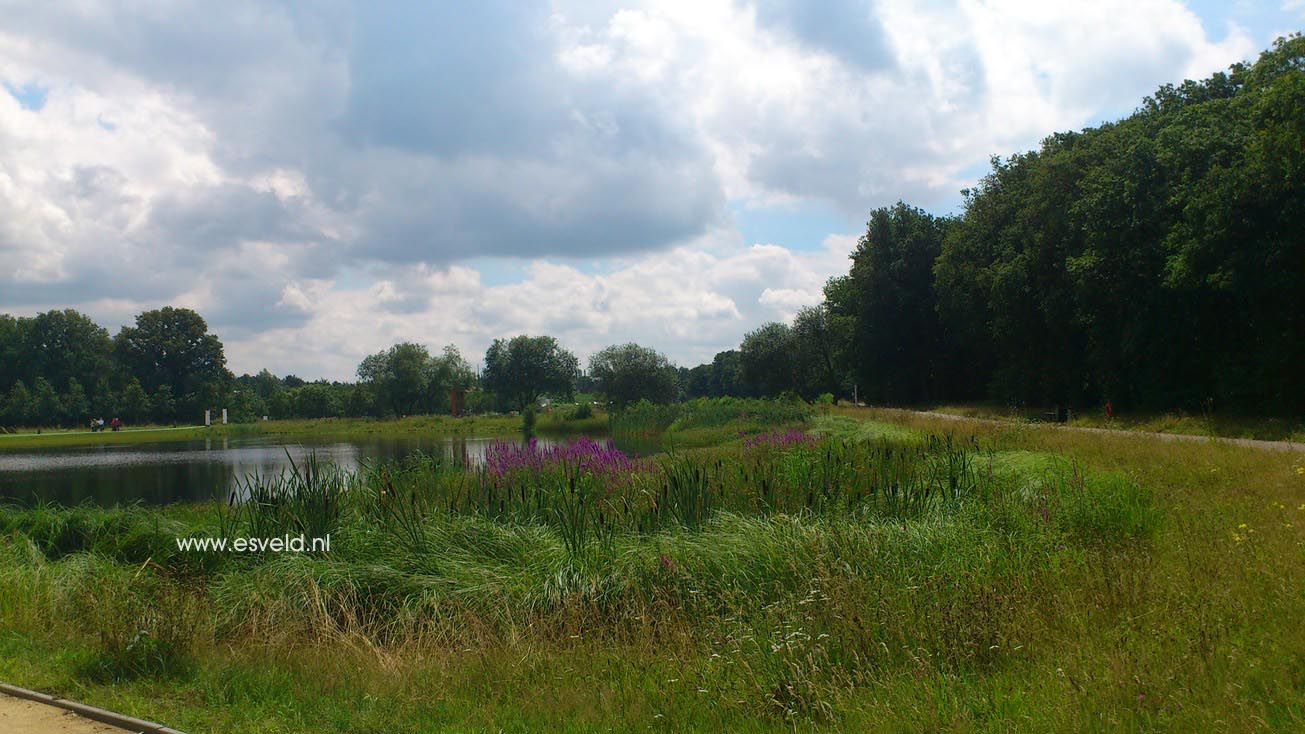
[150,385,177,423]
[710,350,747,397]
[356,343,474,416]
[739,323,796,397]
[62,378,90,424]
[791,304,847,399]
[119,378,150,423]
[250,369,285,400]
[114,307,229,418]
[2,380,30,426]
[345,384,377,417]
[293,383,343,419]
[227,387,266,423]
[30,377,60,427]
[589,343,678,410]
[481,335,579,411]
[17,310,113,393]
[357,343,434,416]
[683,364,714,399]
[827,203,952,405]
[90,377,119,418]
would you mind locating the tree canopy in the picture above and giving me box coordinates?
[482,335,580,411]
[589,343,679,410]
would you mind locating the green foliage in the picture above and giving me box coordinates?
[932,36,1305,412]
[612,396,814,437]
[826,203,950,405]
[114,307,230,419]
[356,342,473,417]
[150,384,176,423]
[62,377,90,423]
[217,453,348,544]
[482,335,580,411]
[2,379,30,426]
[521,403,537,431]
[740,322,797,397]
[588,342,679,410]
[118,378,150,423]
[31,377,60,427]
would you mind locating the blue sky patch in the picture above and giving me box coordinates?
[4,80,48,111]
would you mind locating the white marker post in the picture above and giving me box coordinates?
[222,408,228,424]
[205,409,211,426]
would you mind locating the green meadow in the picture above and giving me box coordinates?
[1,405,1300,732]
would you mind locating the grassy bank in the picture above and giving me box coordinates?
[0,410,1302,731]
[926,403,1305,443]
[0,411,610,451]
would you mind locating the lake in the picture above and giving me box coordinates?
[0,433,646,506]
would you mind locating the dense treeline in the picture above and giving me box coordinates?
[0,307,228,427]
[685,36,1305,415]
[2,39,1299,428]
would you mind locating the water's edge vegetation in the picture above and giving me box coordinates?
[2,404,1300,731]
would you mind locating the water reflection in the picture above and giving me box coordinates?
[0,434,652,506]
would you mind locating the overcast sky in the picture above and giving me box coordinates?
[1,1,1299,379]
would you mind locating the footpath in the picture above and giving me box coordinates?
[902,409,1305,453]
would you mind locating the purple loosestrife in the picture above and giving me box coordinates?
[483,437,647,479]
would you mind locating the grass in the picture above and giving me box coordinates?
[0,412,612,451]
[0,408,1302,731]
[927,402,1305,443]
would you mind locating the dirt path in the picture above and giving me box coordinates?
[0,696,128,733]
[902,409,1305,453]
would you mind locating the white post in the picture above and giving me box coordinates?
[205,409,211,426]
[222,408,228,425]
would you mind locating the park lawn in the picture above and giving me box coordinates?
[0,409,1301,732]
[926,403,1305,443]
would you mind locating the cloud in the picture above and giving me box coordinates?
[220,229,856,379]
[0,0,1275,377]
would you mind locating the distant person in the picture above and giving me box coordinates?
[89,418,97,432]
[1105,400,1114,420]
[111,417,121,431]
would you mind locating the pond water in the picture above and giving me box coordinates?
[0,433,648,506]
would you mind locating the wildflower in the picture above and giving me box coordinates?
[1238,523,1248,529]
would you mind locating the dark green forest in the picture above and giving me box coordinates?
[1,37,1301,428]
[689,36,1304,415]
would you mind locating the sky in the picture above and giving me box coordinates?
[1,1,1300,380]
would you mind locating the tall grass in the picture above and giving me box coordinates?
[611,397,814,437]
[216,450,348,546]
[0,417,1202,731]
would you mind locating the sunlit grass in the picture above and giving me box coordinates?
[0,408,1301,731]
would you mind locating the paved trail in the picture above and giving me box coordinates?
[900,409,1305,453]
[0,696,128,733]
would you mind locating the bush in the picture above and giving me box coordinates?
[569,403,594,420]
